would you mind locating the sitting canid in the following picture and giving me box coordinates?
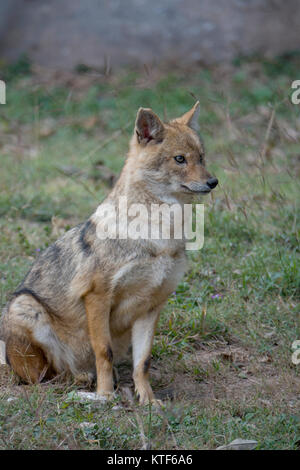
[1,102,218,404]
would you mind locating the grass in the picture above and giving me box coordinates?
[0,55,299,450]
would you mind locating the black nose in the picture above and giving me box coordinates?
[206,177,218,189]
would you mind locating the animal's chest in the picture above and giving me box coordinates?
[110,251,186,331]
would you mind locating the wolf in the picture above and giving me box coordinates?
[0,102,218,404]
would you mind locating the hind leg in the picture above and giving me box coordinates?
[3,294,57,383]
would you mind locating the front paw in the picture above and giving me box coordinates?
[96,390,116,402]
[139,395,163,408]
[135,386,162,408]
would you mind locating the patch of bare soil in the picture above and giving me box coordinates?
[1,345,299,413]
[148,344,300,411]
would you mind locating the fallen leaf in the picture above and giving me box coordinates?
[217,438,258,450]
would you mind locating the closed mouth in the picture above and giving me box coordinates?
[181,184,211,194]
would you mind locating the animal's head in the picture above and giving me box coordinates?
[128,102,218,201]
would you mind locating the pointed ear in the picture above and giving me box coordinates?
[135,108,164,144]
[172,101,200,131]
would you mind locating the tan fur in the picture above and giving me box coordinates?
[6,334,55,383]
[1,102,218,404]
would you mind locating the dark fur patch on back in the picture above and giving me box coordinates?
[44,243,61,262]
[79,220,96,255]
[25,267,42,285]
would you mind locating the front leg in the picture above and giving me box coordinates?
[84,290,114,399]
[132,305,163,405]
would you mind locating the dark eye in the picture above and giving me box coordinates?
[174,155,186,164]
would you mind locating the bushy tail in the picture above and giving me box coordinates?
[5,335,55,383]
